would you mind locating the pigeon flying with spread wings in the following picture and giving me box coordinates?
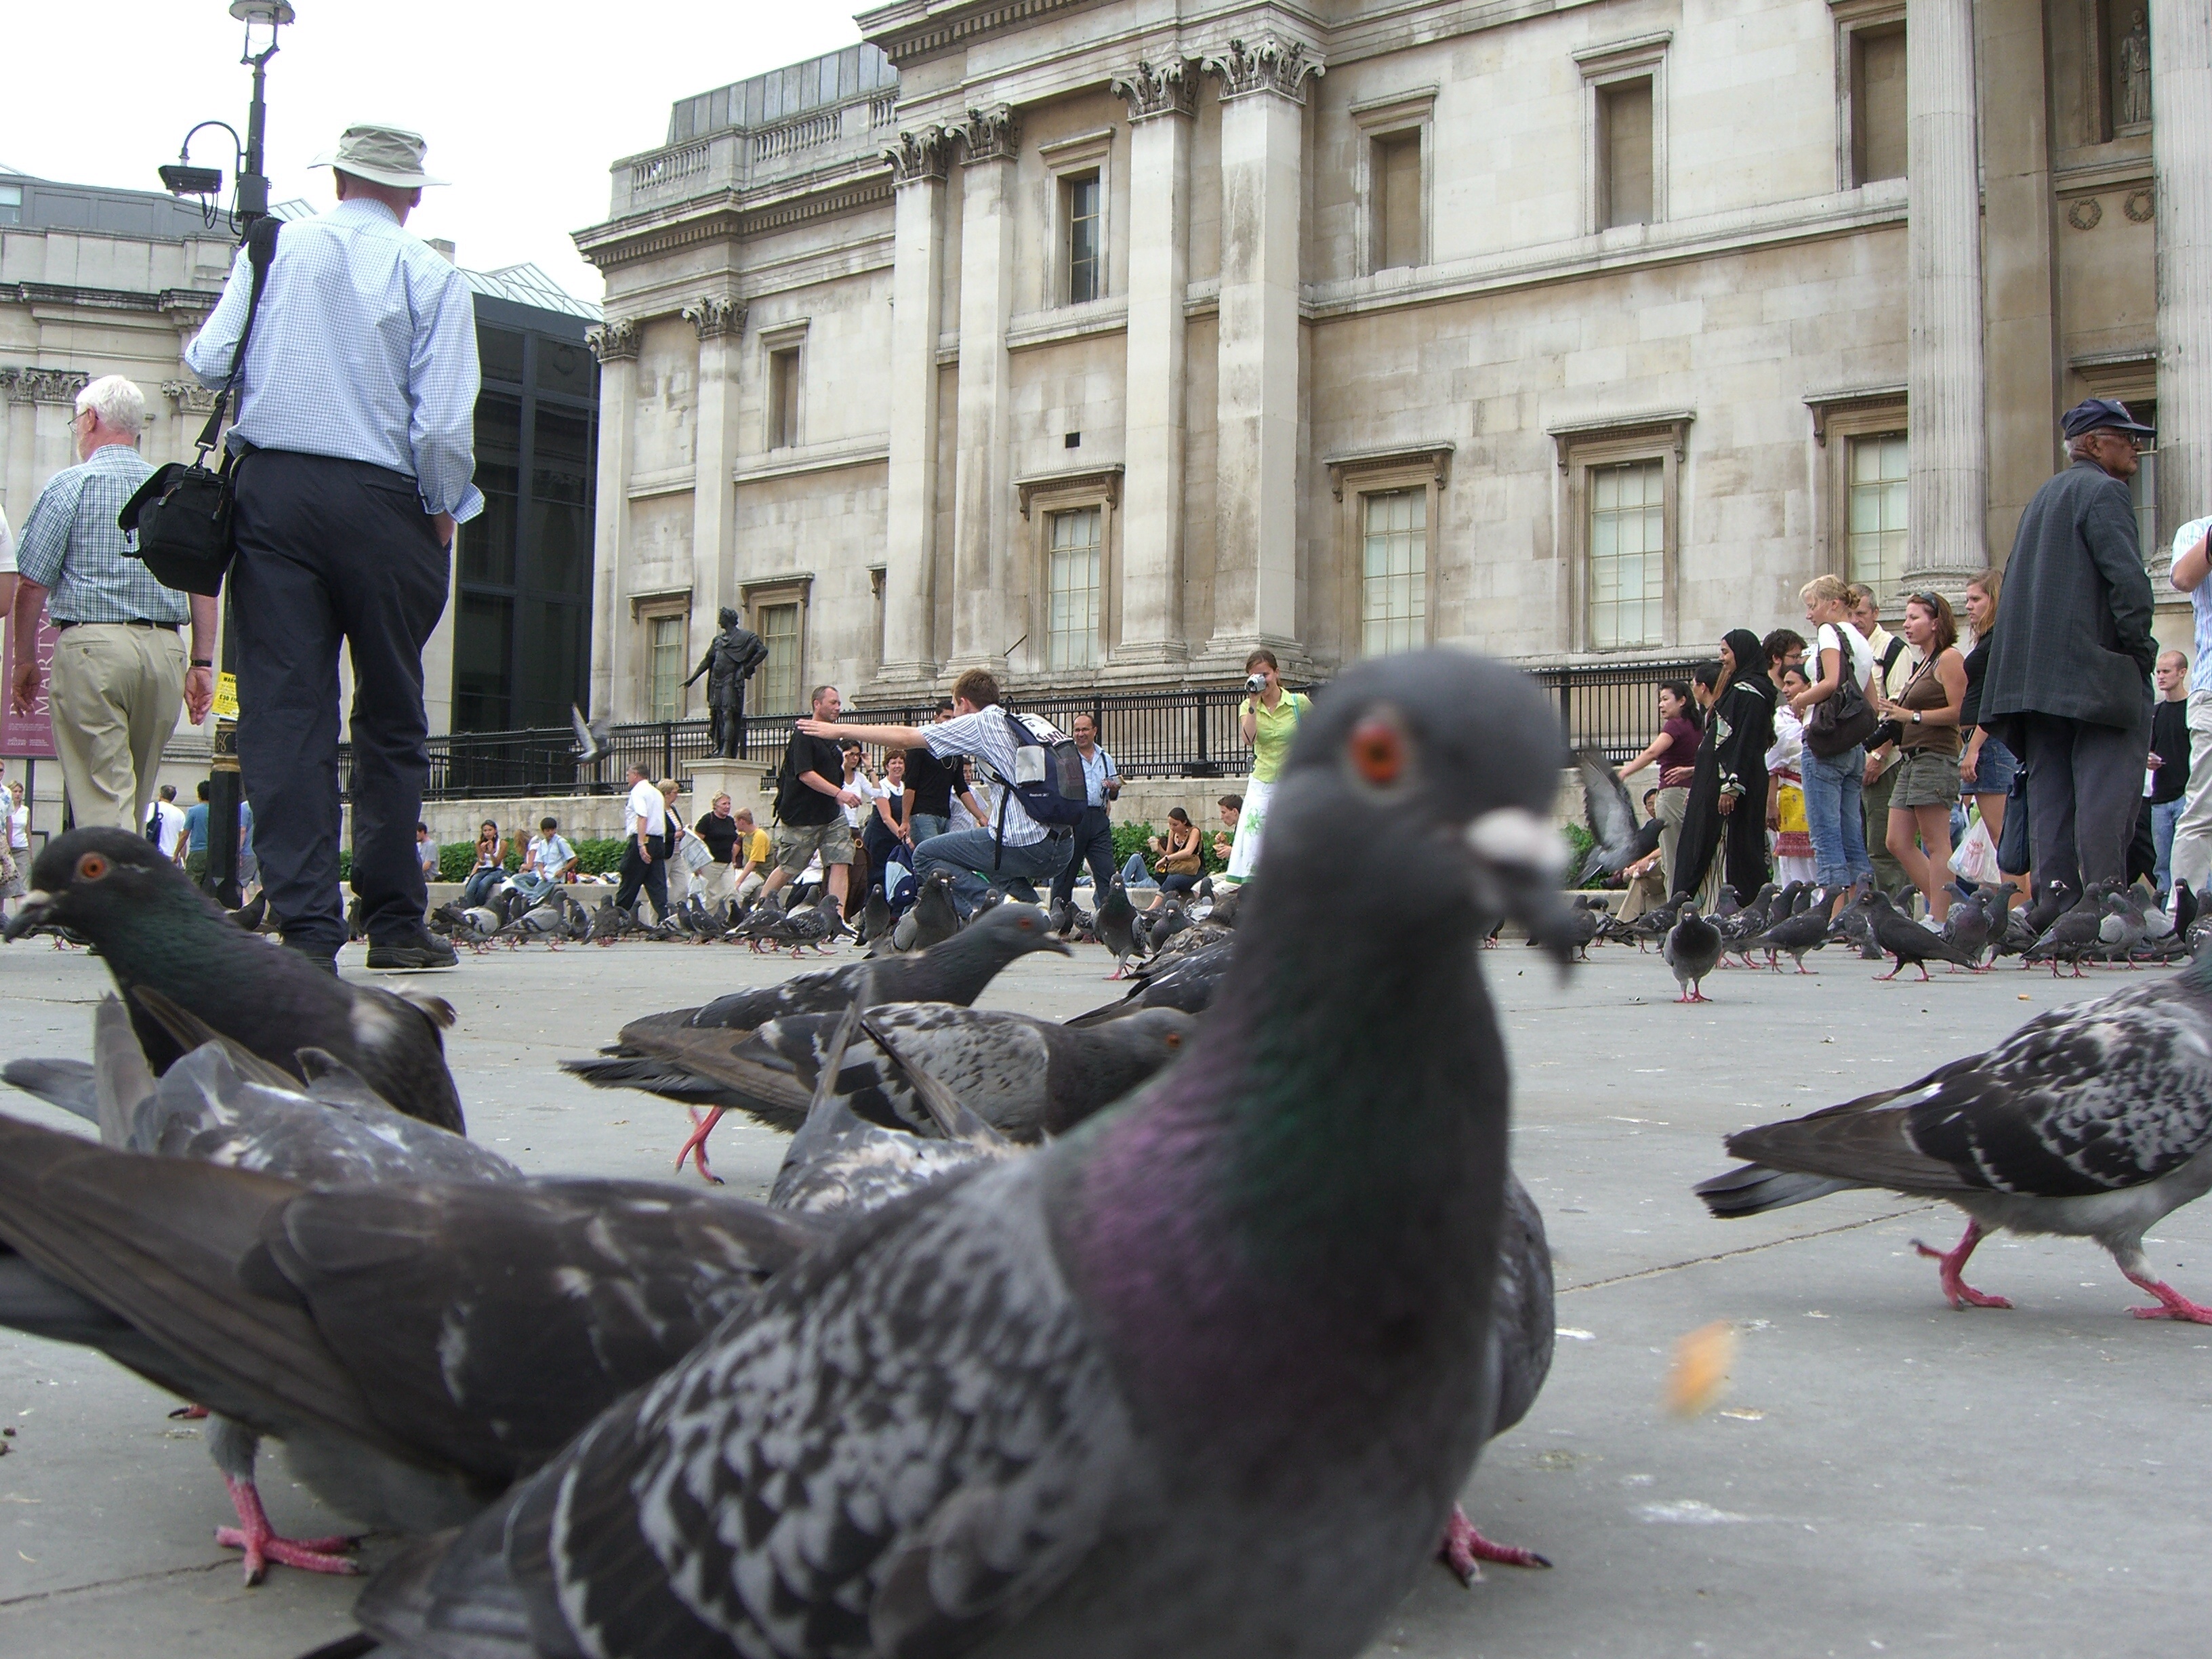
[1696,947,2212,1321]
[1571,748,1662,884]
[337,648,1576,1659]
[4,828,466,1133]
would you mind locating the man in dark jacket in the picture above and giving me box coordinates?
[1980,397,2156,903]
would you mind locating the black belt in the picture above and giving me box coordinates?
[53,619,180,631]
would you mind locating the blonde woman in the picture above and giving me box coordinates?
[1786,574,1877,912]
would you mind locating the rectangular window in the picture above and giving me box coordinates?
[757,602,801,714]
[1599,79,1654,229]
[1373,133,1423,272]
[1846,432,1910,593]
[1046,507,1102,670]
[769,347,801,449]
[1851,26,1907,185]
[1360,490,1427,656]
[1065,173,1101,306]
[478,327,525,386]
[647,615,686,722]
[0,184,20,225]
[2129,399,2160,559]
[1588,459,1666,649]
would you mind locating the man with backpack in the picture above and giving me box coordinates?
[800,668,1081,919]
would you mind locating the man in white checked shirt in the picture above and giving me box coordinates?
[184,124,478,973]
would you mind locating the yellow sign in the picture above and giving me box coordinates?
[213,672,239,721]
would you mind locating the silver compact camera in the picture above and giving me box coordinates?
[1245,673,1268,695]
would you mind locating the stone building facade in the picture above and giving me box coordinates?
[575,0,2209,725]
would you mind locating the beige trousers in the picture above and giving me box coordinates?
[48,623,186,832]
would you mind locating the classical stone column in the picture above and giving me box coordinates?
[948,106,1021,672]
[2153,0,2212,561]
[880,127,949,686]
[1904,0,1989,588]
[1111,59,1200,670]
[682,293,746,654]
[1204,37,1320,661]
[585,318,638,721]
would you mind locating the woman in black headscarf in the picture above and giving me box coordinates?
[1670,630,1778,905]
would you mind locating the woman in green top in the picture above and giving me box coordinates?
[1227,649,1312,882]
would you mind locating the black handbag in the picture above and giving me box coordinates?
[117,218,280,596]
[1805,630,1880,758]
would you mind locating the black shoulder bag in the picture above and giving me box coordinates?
[1805,628,1880,758]
[118,217,280,597]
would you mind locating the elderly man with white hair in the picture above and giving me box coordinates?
[8,375,216,832]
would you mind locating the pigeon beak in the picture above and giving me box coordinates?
[1465,808,1577,966]
[1041,936,1074,956]
[2,890,56,941]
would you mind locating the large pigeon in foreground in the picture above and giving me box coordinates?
[1697,947,2212,1320]
[336,648,1576,1659]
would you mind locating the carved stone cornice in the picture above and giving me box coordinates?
[884,126,950,184]
[586,318,639,363]
[161,380,222,415]
[956,104,1021,166]
[1111,58,1203,122]
[1203,35,1324,104]
[681,295,745,340]
[1,367,91,405]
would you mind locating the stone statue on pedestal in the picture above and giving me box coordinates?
[684,607,769,758]
[2118,10,2151,128]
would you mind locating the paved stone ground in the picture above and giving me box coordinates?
[1,930,2206,1658]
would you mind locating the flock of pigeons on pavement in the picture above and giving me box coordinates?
[0,649,2207,1659]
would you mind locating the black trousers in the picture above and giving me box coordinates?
[615,836,668,920]
[1050,806,1118,909]
[231,451,449,956]
[2018,712,2149,901]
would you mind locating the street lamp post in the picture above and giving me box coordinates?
[161,1,294,905]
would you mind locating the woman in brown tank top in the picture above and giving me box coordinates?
[1875,592,1968,923]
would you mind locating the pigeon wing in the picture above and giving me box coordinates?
[1571,750,1643,880]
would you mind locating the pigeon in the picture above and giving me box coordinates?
[857,882,894,949]
[1570,748,1661,884]
[2097,890,2149,964]
[3,828,466,1134]
[570,703,613,765]
[1065,935,1237,1027]
[1696,945,2212,1322]
[1206,878,1247,929]
[1559,899,1600,962]
[1097,874,1139,977]
[1663,901,1722,1002]
[567,905,1073,1180]
[2022,881,2111,977]
[888,869,960,954]
[1942,886,1999,969]
[1865,888,1979,981]
[600,1002,1197,1141]
[1746,903,1831,973]
[2173,881,2200,941]
[331,647,1574,1659]
[226,889,268,933]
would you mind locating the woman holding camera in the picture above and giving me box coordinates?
[1227,650,1313,882]
[1877,591,1968,925]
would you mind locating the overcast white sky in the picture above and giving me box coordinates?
[3,2,867,304]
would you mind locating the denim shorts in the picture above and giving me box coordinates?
[1965,735,2020,798]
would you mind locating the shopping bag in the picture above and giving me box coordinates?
[1948,813,2002,885]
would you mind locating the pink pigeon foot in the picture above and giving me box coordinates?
[2122,1271,2212,1324]
[674,1107,726,1185]
[215,1476,358,1585]
[168,1403,210,1420]
[1438,1504,1553,1586]
[1913,1221,2012,1310]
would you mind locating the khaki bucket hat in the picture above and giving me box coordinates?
[311,123,447,189]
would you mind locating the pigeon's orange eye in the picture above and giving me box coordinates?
[76,853,109,882]
[1349,718,1404,785]
[1165,1031,1183,1048]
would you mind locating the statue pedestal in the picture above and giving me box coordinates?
[682,756,776,815]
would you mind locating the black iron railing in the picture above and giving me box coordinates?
[350,661,1704,801]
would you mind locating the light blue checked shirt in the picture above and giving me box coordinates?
[185,199,483,522]
[14,445,188,625]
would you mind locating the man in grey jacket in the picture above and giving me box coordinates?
[1980,397,2156,904]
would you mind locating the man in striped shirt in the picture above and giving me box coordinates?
[9,376,215,832]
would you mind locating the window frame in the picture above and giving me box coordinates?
[1016,467,1122,679]
[1806,390,1910,614]
[1038,127,1115,312]
[1326,447,1452,661]
[1044,504,1107,672]
[760,321,808,452]
[1831,0,1908,191]
[632,598,693,722]
[1550,415,1690,654]
[741,575,813,718]
[1842,430,1911,596]
[1349,87,1437,276]
[1575,33,1670,235]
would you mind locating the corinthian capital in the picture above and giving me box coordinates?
[681,295,745,340]
[161,380,222,415]
[1112,57,1202,122]
[1203,35,1324,104]
[586,318,639,363]
[884,126,949,184]
[956,104,1021,165]
[7,368,91,405]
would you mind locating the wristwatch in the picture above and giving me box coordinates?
[190,657,213,668]
[1912,710,1923,724]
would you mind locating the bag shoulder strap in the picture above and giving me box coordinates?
[197,218,281,458]
[1879,634,1907,675]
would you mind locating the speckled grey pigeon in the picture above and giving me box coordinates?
[335,647,1575,1659]
[1097,874,1139,977]
[1698,945,2212,1321]
[3,827,466,1133]
[1067,935,1237,1027]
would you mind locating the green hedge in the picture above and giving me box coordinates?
[428,837,628,884]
